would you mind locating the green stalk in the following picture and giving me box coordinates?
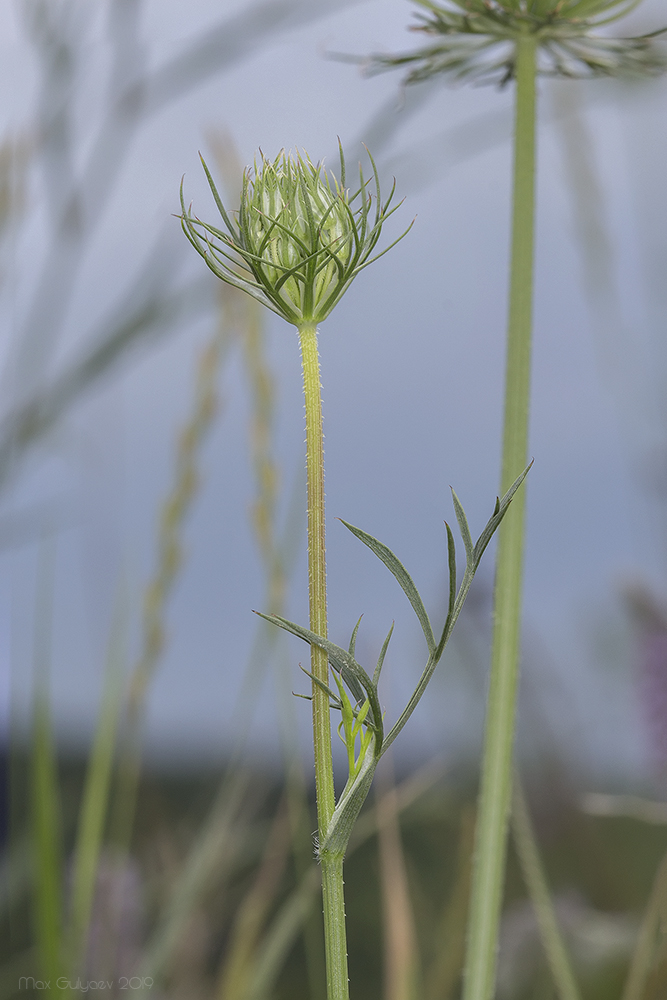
[462,31,537,1000]
[298,321,348,1000]
[68,622,124,974]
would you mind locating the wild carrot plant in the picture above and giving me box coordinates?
[362,2,667,996]
[181,144,528,1000]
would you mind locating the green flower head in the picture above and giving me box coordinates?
[363,0,666,86]
[180,144,411,326]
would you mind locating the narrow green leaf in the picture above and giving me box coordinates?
[255,612,382,741]
[450,489,474,566]
[472,462,532,568]
[351,699,371,743]
[292,690,313,702]
[337,677,355,737]
[445,522,457,625]
[256,612,366,705]
[338,520,435,654]
[384,472,529,754]
[198,154,239,239]
[373,622,394,688]
[68,622,125,972]
[337,136,346,190]
[349,615,363,659]
[299,664,342,708]
[334,674,356,775]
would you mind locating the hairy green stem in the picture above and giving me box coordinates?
[298,322,348,1000]
[462,32,537,1000]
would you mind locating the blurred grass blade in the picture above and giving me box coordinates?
[136,0,359,116]
[216,799,291,1000]
[110,318,230,856]
[68,596,127,973]
[512,777,582,1000]
[622,844,667,1000]
[376,761,421,1000]
[0,272,211,491]
[31,539,64,997]
[139,768,250,982]
[247,867,321,1000]
[32,694,63,997]
[135,271,304,991]
[426,806,475,1000]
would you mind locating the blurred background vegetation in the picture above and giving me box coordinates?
[2,0,667,997]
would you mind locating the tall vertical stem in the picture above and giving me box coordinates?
[462,32,537,1000]
[298,322,349,1000]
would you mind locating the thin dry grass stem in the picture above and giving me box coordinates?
[581,793,667,825]
[126,248,301,988]
[110,304,233,856]
[552,84,613,305]
[131,324,230,708]
[511,777,582,1000]
[215,798,292,1000]
[622,845,667,1000]
[208,129,288,676]
[246,867,322,1000]
[138,767,252,983]
[425,805,475,1000]
[118,281,293,991]
[30,538,65,996]
[67,603,126,977]
[0,134,30,253]
[551,81,637,425]
[376,758,421,1000]
[242,299,284,609]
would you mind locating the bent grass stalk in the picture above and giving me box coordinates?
[110,319,230,857]
[511,777,581,1000]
